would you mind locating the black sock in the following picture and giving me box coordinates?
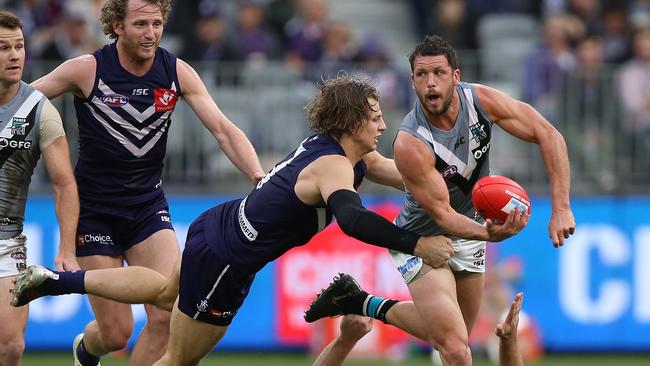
[339,290,370,315]
[368,297,399,324]
[339,292,399,324]
[45,270,87,295]
[76,339,100,366]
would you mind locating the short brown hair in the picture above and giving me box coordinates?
[408,35,458,72]
[306,74,379,139]
[101,0,172,40]
[0,11,23,30]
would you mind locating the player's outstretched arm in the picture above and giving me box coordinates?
[474,84,575,247]
[307,156,453,268]
[495,292,524,366]
[312,315,373,366]
[362,151,404,191]
[32,55,96,100]
[176,59,265,183]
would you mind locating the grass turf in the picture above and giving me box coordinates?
[20,352,650,365]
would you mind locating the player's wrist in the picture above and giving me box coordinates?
[413,238,423,256]
[335,334,361,347]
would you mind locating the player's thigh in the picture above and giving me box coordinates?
[125,229,180,278]
[454,271,484,333]
[449,238,486,333]
[408,265,468,347]
[126,230,180,321]
[164,304,228,365]
[78,255,135,334]
[0,276,28,343]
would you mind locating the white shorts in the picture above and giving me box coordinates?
[390,238,486,283]
[0,234,27,278]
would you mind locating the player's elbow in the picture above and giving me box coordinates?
[328,190,364,237]
[428,204,453,224]
[428,206,461,233]
[51,179,77,200]
[334,213,359,237]
[155,293,176,312]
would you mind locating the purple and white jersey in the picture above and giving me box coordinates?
[73,43,181,205]
[204,134,367,272]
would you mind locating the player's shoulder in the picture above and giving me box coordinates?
[469,82,510,101]
[59,54,97,74]
[67,54,96,64]
[175,57,196,75]
[307,153,351,175]
[174,57,203,93]
[469,82,516,117]
[394,129,429,153]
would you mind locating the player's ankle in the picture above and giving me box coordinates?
[75,338,100,366]
[360,295,399,323]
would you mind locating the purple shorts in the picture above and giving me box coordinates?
[177,207,255,326]
[76,194,174,257]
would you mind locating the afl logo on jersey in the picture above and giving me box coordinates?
[101,94,129,107]
[442,164,458,179]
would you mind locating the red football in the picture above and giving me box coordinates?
[471,175,531,224]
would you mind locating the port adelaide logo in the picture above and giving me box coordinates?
[10,117,28,136]
[0,117,33,150]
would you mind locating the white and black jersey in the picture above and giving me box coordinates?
[395,82,492,237]
[0,82,62,239]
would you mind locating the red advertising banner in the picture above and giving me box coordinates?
[276,202,415,350]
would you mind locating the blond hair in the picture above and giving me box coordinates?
[101,0,172,39]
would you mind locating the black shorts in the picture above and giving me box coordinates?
[76,194,174,257]
[177,207,255,326]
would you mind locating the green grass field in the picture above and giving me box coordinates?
[20,352,650,365]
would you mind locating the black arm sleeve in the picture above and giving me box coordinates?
[327,189,419,255]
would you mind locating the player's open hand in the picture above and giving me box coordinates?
[339,315,373,343]
[414,235,453,268]
[495,292,523,340]
[486,207,529,242]
[54,248,80,271]
[548,208,575,247]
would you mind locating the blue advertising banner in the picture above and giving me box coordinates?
[20,195,650,351]
[496,196,650,351]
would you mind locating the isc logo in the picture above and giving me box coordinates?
[132,88,149,95]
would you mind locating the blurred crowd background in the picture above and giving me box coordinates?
[5,0,649,195]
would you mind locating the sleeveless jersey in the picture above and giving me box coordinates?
[73,43,181,205]
[205,134,366,272]
[394,82,492,237]
[0,82,47,238]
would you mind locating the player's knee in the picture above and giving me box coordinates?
[437,339,471,366]
[99,326,132,351]
[145,306,172,329]
[0,336,25,365]
[155,290,176,312]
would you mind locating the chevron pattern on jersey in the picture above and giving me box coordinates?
[84,79,176,158]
